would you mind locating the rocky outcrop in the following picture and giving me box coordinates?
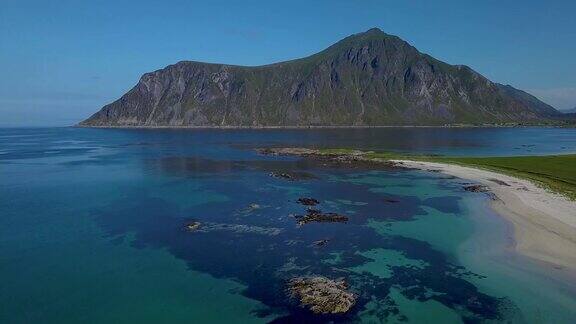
[297,198,320,206]
[80,28,561,127]
[463,184,489,193]
[185,221,201,231]
[269,171,317,181]
[295,209,348,226]
[288,276,356,314]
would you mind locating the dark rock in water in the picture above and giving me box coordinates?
[258,148,319,156]
[269,171,317,181]
[463,185,489,193]
[295,209,348,226]
[312,239,330,247]
[288,276,356,314]
[488,178,511,186]
[297,197,320,206]
[185,221,201,231]
[463,184,498,200]
[269,171,293,180]
[383,198,400,203]
[248,203,261,210]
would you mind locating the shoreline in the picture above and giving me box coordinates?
[258,148,576,275]
[392,159,576,275]
[73,124,567,129]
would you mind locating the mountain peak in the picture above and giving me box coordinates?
[80,29,560,127]
[365,27,384,34]
[341,27,405,47]
[320,27,402,56]
[354,27,389,39]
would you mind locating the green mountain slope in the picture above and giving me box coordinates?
[80,28,561,127]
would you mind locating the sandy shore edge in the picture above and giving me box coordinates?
[391,160,576,273]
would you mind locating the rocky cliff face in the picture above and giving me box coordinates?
[80,28,560,126]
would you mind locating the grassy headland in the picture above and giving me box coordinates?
[315,148,576,200]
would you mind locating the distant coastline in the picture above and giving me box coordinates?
[74,124,570,129]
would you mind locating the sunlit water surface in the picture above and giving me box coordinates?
[1,127,576,323]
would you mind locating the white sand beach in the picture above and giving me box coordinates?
[391,160,576,274]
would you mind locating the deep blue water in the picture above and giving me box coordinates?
[1,127,575,323]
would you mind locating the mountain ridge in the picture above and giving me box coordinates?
[80,28,562,127]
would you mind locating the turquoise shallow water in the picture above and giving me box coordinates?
[1,127,576,323]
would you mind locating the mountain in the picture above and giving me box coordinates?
[80,28,561,127]
[562,107,576,114]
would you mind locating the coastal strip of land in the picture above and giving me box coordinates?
[74,124,565,129]
[259,148,576,274]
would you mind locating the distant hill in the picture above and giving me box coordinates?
[562,107,576,114]
[80,28,562,127]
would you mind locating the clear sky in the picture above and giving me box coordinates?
[1,0,575,126]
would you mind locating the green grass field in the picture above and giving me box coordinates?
[317,148,576,200]
[429,155,576,200]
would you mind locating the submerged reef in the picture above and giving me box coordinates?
[185,222,282,236]
[93,151,521,322]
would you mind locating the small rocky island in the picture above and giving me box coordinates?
[288,276,357,314]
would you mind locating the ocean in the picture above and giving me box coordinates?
[1,127,575,323]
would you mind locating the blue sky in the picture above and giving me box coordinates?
[1,0,575,126]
